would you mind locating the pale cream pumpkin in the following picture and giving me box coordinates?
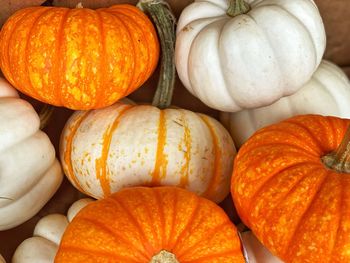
[241,231,283,263]
[59,101,235,203]
[175,0,326,112]
[12,198,93,263]
[220,60,350,147]
[0,77,63,230]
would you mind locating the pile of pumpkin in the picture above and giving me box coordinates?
[0,0,350,262]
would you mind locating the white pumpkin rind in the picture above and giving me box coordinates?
[12,198,93,263]
[241,231,283,263]
[60,103,236,203]
[175,0,326,112]
[220,60,350,147]
[0,78,63,230]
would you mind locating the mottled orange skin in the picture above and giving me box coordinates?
[55,187,245,263]
[231,115,350,263]
[0,5,159,110]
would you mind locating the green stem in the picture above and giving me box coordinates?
[138,0,176,109]
[322,125,350,173]
[227,0,251,17]
[149,250,179,263]
[39,105,55,130]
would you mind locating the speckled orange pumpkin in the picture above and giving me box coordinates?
[0,4,159,110]
[55,186,245,263]
[232,114,350,262]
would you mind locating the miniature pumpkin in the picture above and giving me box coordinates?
[232,114,350,262]
[0,4,159,110]
[60,101,235,203]
[175,0,326,112]
[59,0,235,204]
[12,198,93,263]
[221,60,350,147]
[0,77,63,230]
[56,186,245,262]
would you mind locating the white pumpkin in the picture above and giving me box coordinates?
[0,77,63,230]
[12,198,93,263]
[220,60,350,147]
[59,102,235,203]
[175,0,326,112]
[241,231,283,263]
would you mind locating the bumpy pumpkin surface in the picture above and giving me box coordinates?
[60,101,235,203]
[232,115,350,262]
[0,5,159,110]
[56,187,245,263]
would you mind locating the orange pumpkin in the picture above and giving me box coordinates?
[0,4,159,110]
[231,114,350,262]
[55,186,245,262]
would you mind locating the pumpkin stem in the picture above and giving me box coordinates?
[322,125,350,173]
[227,0,251,17]
[138,0,176,109]
[39,105,55,130]
[149,250,179,263]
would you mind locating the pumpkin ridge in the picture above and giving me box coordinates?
[108,11,137,97]
[170,196,201,251]
[152,188,166,249]
[199,114,222,200]
[108,195,155,256]
[136,189,163,251]
[18,8,50,99]
[110,9,151,90]
[1,8,34,86]
[75,216,149,261]
[246,162,322,228]
[53,8,70,107]
[95,104,134,197]
[112,6,158,80]
[329,176,343,262]
[151,110,168,184]
[94,11,106,109]
[57,245,139,262]
[238,141,320,161]
[285,118,328,153]
[281,171,329,259]
[177,110,192,188]
[168,188,179,248]
[63,111,91,193]
[175,220,231,260]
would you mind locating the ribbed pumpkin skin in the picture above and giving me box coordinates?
[0,5,159,110]
[59,102,235,203]
[55,187,245,263]
[220,60,350,147]
[232,115,350,263]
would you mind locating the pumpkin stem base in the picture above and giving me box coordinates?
[149,250,179,263]
[321,124,350,173]
[227,0,251,17]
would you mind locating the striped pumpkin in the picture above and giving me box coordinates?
[59,101,235,203]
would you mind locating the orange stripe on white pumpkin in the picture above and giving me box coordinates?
[95,104,134,197]
[152,110,168,185]
[63,111,91,193]
[178,111,192,188]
